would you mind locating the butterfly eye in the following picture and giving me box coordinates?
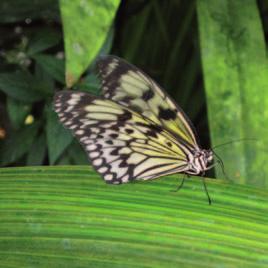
[206,151,213,162]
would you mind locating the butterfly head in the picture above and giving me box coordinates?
[188,149,213,175]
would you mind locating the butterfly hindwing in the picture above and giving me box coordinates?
[96,55,198,147]
[54,91,190,184]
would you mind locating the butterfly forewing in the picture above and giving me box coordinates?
[54,91,190,184]
[96,55,198,147]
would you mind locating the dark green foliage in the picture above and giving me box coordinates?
[33,54,65,83]
[0,0,59,23]
[46,106,73,164]
[0,0,110,166]
[26,133,47,165]
[0,123,39,166]
[7,98,31,129]
[0,71,51,102]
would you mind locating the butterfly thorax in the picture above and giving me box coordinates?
[187,149,213,175]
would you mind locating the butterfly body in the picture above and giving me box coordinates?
[54,55,214,185]
[187,149,213,175]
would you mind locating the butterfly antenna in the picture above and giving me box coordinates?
[212,149,230,181]
[202,177,212,205]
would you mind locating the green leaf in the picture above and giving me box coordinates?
[56,154,72,165]
[34,54,65,84]
[26,133,47,166]
[197,0,268,186]
[67,140,89,165]
[0,123,39,166]
[0,167,267,267]
[46,106,73,165]
[98,27,115,56]
[34,60,55,91]
[7,97,31,129]
[59,0,121,87]
[0,71,52,102]
[27,28,61,56]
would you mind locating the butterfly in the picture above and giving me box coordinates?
[54,55,216,204]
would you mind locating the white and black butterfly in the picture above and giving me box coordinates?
[54,55,216,203]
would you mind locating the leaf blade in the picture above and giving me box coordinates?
[46,106,73,164]
[0,166,267,267]
[59,0,120,87]
[197,0,268,186]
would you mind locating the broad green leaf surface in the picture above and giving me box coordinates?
[0,166,267,267]
[60,0,120,87]
[197,0,268,187]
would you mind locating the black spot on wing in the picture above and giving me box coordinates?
[136,122,150,128]
[126,164,135,180]
[158,107,177,120]
[125,128,134,134]
[111,148,120,156]
[149,124,163,133]
[117,111,132,122]
[142,89,154,101]
[111,125,119,131]
[110,133,118,139]
[121,96,134,103]
[146,130,158,138]
[166,141,172,147]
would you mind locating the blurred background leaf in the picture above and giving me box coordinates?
[0,0,59,23]
[46,106,73,164]
[0,123,39,166]
[27,28,61,56]
[59,0,121,87]
[26,133,47,165]
[0,71,51,102]
[7,97,31,129]
[197,0,268,187]
[33,54,65,83]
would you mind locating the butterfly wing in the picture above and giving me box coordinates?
[54,91,191,184]
[96,55,199,148]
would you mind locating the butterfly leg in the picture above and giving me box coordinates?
[201,173,212,205]
[170,175,187,192]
